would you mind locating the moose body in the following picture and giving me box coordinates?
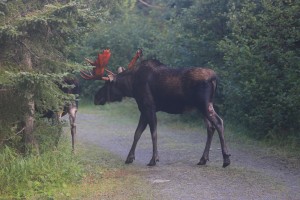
[94,59,230,167]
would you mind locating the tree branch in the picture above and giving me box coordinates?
[138,0,163,9]
[18,41,40,59]
[0,127,25,146]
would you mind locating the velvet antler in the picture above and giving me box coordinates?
[80,49,114,80]
[128,48,143,70]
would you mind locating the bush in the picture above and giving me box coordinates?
[219,0,300,139]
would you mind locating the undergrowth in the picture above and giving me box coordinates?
[0,136,83,199]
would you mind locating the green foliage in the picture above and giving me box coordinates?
[80,0,229,75]
[0,89,26,148]
[4,71,75,114]
[0,71,77,151]
[0,0,89,151]
[0,138,83,199]
[219,0,300,138]
[77,0,300,143]
[0,0,299,162]
[166,0,229,66]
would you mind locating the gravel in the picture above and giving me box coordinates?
[75,110,300,200]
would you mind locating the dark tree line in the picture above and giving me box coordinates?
[80,0,300,142]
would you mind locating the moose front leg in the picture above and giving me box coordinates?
[146,110,159,166]
[126,114,147,164]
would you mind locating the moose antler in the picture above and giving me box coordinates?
[128,48,143,70]
[80,49,114,80]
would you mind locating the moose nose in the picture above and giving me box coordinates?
[94,97,100,105]
[94,96,105,105]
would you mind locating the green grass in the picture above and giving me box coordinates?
[53,144,154,200]
[0,135,154,200]
[0,101,155,199]
[0,137,83,199]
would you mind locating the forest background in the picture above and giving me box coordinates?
[0,0,299,197]
[1,0,300,155]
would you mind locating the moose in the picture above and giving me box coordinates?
[42,77,79,151]
[81,49,230,167]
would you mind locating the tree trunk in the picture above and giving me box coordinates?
[23,48,39,155]
[24,94,39,155]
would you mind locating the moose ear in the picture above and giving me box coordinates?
[117,67,126,74]
[107,74,115,82]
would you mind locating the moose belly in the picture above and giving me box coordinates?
[156,97,195,114]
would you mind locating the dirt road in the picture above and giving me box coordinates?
[76,102,300,200]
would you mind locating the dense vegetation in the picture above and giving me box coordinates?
[0,0,299,198]
[80,0,300,141]
[0,0,122,198]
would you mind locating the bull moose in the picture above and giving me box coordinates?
[81,49,231,167]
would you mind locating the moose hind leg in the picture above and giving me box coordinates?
[198,118,215,165]
[68,104,77,152]
[206,103,231,167]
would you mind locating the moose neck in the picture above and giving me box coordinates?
[115,72,134,97]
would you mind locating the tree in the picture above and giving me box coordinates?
[0,0,123,151]
[219,0,300,138]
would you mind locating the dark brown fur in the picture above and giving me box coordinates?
[95,59,230,167]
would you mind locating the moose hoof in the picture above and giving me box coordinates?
[197,157,208,165]
[222,154,231,168]
[125,156,135,164]
[147,161,156,166]
[125,160,133,164]
[147,157,159,166]
[147,162,156,167]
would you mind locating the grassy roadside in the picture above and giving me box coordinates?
[0,137,83,199]
[0,100,154,200]
[51,101,155,199]
[51,143,154,200]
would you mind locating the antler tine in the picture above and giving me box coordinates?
[128,48,143,70]
[84,58,95,66]
[101,76,110,81]
[105,68,116,76]
[137,48,143,57]
[80,70,94,80]
[80,70,112,81]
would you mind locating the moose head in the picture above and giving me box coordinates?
[81,49,143,104]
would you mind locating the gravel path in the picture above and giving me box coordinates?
[76,108,300,200]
